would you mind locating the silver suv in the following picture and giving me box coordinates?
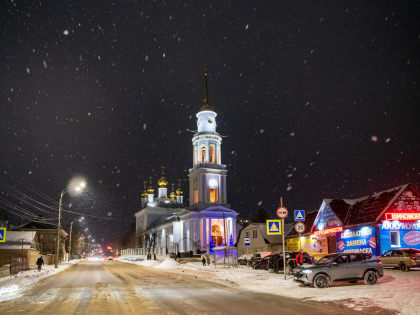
[294,253,383,288]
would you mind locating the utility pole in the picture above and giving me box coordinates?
[281,197,286,280]
[68,220,73,261]
[55,192,64,268]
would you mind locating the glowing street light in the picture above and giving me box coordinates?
[55,178,87,268]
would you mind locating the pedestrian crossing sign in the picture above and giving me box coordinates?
[266,220,282,235]
[0,228,6,242]
[294,210,305,221]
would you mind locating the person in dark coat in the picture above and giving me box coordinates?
[177,251,181,261]
[202,257,206,266]
[36,256,44,271]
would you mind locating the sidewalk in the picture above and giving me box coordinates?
[0,260,80,302]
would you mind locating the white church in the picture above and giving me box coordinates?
[134,72,238,256]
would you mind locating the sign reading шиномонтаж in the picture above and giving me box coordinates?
[313,226,343,236]
[385,212,420,221]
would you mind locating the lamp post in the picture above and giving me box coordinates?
[55,181,86,268]
[68,217,84,261]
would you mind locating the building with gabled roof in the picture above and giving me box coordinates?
[312,183,420,255]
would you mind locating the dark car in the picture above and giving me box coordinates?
[252,255,272,270]
[381,249,420,271]
[294,253,383,288]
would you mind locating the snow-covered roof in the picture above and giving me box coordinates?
[0,231,36,250]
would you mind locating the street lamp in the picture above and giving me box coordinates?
[68,217,84,261]
[55,180,86,268]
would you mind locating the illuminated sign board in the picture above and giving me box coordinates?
[314,226,343,236]
[385,212,420,221]
[336,226,377,255]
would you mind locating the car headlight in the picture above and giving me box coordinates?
[301,269,313,274]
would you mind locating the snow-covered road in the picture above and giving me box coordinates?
[0,260,392,314]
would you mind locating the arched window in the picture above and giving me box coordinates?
[209,145,215,163]
[209,189,218,203]
[201,145,206,163]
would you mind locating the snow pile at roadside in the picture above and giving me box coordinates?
[175,263,420,314]
[0,261,78,302]
[118,256,160,267]
[154,258,180,270]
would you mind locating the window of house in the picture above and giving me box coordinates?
[209,189,218,203]
[252,229,257,238]
[194,189,199,203]
[201,146,206,163]
[209,145,215,163]
[245,232,249,237]
[390,231,400,247]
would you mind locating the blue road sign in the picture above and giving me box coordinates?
[266,220,282,235]
[0,228,6,242]
[294,210,305,221]
[244,236,251,246]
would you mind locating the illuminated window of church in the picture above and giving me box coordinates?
[201,146,206,163]
[209,189,218,203]
[194,189,199,203]
[209,145,215,163]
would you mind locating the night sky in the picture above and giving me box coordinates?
[1,1,419,244]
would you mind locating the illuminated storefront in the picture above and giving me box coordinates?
[286,234,328,259]
[312,184,420,256]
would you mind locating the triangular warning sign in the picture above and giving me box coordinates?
[269,222,279,232]
[296,211,304,220]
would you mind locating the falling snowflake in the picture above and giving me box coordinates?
[286,184,293,191]
[245,24,249,30]
[63,29,69,35]
[28,170,32,175]
[259,129,264,134]
[371,136,378,142]
[290,132,295,136]
[257,201,262,206]
[42,60,48,69]
[88,112,91,116]
[385,138,391,143]
[143,123,147,130]
[107,211,112,216]
[145,55,149,62]
[26,68,30,74]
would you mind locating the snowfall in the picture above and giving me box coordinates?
[0,260,79,303]
[119,256,420,315]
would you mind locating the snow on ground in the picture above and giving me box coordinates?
[0,260,80,302]
[154,258,180,270]
[177,262,420,314]
[118,256,420,313]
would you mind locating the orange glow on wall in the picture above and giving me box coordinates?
[209,189,217,203]
[209,145,215,163]
[194,189,199,203]
[314,226,343,236]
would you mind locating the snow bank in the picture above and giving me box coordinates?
[154,258,180,270]
[0,261,79,302]
[118,256,160,267]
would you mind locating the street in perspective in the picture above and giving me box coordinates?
[1,1,420,314]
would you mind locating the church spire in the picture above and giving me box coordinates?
[201,65,213,111]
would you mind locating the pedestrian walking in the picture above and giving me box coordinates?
[206,255,210,266]
[177,251,181,261]
[202,257,206,266]
[36,256,44,272]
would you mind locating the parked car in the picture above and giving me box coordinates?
[381,249,420,271]
[252,255,272,270]
[238,254,253,265]
[294,253,383,288]
[249,252,272,267]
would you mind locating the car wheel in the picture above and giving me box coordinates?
[399,262,408,272]
[313,274,330,288]
[363,271,378,285]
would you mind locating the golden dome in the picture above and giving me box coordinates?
[158,176,168,188]
[170,191,176,200]
[140,182,148,198]
[176,187,183,196]
[147,177,154,194]
[157,167,168,188]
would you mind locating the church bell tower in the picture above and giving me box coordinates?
[188,70,228,208]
